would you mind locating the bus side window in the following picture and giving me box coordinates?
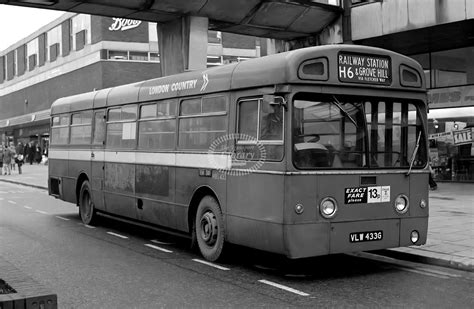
[93,111,106,145]
[51,114,70,145]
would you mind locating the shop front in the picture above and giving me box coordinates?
[428,104,474,182]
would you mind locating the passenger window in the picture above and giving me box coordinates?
[93,111,106,145]
[106,105,137,149]
[51,114,70,145]
[138,100,177,150]
[70,111,92,144]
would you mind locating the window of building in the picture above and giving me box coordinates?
[411,47,474,89]
[26,39,38,71]
[106,105,137,149]
[47,25,61,62]
[71,14,91,51]
[108,50,128,60]
[207,55,223,67]
[178,96,228,150]
[129,51,148,61]
[75,30,86,51]
[150,53,160,62]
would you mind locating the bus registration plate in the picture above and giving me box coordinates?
[349,231,383,243]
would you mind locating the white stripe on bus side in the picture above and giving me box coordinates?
[49,149,231,170]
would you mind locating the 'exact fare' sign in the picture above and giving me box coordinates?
[338,52,391,85]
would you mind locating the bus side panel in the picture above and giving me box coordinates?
[175,167,227,233]
[136,165,180,230]
[69,158,91,195]
[226,173,285,254]
[91,159,105,211]
[104,162,137,219]
[49,157,75,204]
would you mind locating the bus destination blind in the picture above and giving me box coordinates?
[338,52,391,85]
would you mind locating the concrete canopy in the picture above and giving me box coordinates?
[1,0,342,40]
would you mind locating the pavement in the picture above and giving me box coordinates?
[0,163,473,272]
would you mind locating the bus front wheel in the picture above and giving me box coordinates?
[195,196,225,262]
[79,181,98,226]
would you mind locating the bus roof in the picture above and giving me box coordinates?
[51,44,425,115]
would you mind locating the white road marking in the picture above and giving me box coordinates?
[192,259,230,271]
[55,216,70,221]
[24,206,32,209]
[145,244,173,253]
[150,239,174,245]
[81,224,96,229]
[8,200,16,204]
[107,232,128,239]
[35,210,48,215]
[258,279,310,297]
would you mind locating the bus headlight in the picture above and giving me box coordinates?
[320,197,337,218]
[420,199,427,209]
[394,194,409,214]
[411,230,419,244]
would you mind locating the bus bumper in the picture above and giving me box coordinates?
[284,217,428,259]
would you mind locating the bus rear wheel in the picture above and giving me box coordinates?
[195,196,225,262]
[79,181,98,225]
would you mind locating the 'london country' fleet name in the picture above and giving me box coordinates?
[149,79,198,95]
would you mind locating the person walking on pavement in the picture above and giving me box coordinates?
[34,144,42,164]
[27,142,35,165]
[0,143,3,174]
[15,142,25,174]
[3,143,15,175]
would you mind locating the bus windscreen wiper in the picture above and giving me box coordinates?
[406,132,421,176]
[332,96,358,128]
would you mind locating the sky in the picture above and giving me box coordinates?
[0,5,64,51]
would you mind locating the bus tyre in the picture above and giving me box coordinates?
[195,196,225,262]
[79,181,98,226]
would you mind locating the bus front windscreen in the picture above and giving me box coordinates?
[292,93,427,169]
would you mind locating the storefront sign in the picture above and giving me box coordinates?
[428,85,474,107]
[109,18,142,31]
[453,128,473,146]
[338,52,391,85]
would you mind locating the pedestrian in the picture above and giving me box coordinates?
[429,163,437,190]
[15,142,25,174]
[3,143,15,175]
[27,142,35,165]
[34,144,42,164]
[0,143,4,174]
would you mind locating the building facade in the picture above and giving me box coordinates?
[350,0,474,182]
[0,13,261,151]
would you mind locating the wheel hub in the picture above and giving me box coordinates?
[200,211,217,246]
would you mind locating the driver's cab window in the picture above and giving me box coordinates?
[237,97,284,161]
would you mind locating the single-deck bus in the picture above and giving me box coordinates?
[49,45,429,262]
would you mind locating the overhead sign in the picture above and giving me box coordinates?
[338,52,391,85]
